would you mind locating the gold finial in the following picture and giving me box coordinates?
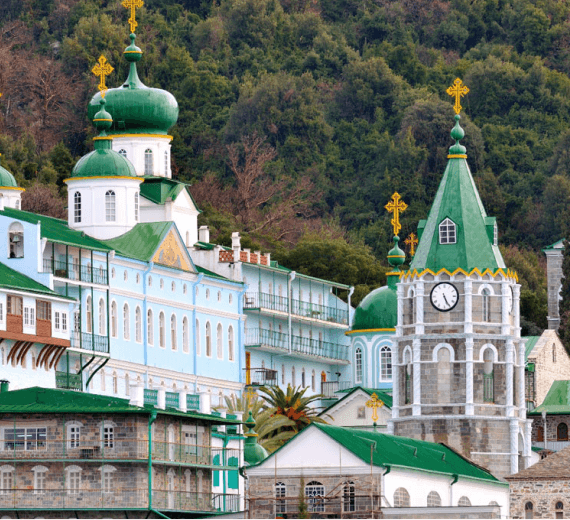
[365,393,384,422]
[404,232,418,256]
[446,78,469,115]
[92,56,114,98]
[385,192,407,237]
[122,0,144,34]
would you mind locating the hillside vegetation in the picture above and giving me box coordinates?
[1,0,564,328]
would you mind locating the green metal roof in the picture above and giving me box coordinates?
[103,221,173,263]
[140,177,200,210]
[410,117,505,272]
[250,423,501,483]
[320,387,393,416]
[543,238,565,252]
[0,262,74,300]
[351,284,397,331]
[529,380,570,415]
[0,165,18,187]
[0,387,240,424]
[196,265,236,283]
[524,336,540,361]
[0,208,112,252]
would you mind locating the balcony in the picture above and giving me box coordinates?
[6,314,22,334]
[0,489,239,513]
[0,438,238,467]
[245,367,279,387]
[55,371,82,391]
[244,292,348,326]
[321,380,353,399]
[245,328,350,363]
[70,331,109,354]
[44,259,108,285]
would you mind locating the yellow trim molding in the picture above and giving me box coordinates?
[386,271,402,277]
[447,154,467,159]
[111,134,174,140]
[93,136,113,141]
[346,328,396,335]
[93,118,113,122]
[401,266,518,283]
[64,176,144,183]
[0,187,25,191]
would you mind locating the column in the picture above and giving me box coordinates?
[506,340,514,417]
[415,282,425,335]
[513,285,521,336]
[510,419,519,475]
[412,338,421,416]
[523,419,532,469]
[465,337,474,416]
[464,280,473,334]
[501,282,510,335]
[517,341,526,416]
[392,344,399,421]
[396,284,404,334]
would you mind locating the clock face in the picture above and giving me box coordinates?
[430,282,459,312]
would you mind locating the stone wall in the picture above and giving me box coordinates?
[509,479,570,518]
[546,249,563,330]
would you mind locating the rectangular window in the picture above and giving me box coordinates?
[0,470,13,494]
[4,427,47,451]
[102,469,113,492]
[36,301,51,321]
[69,426,80,449]
[55,312,60,331]
[24,307,29,326]
[103,426,114,449]
[7,296,22,316]
[183,431,197,455]
[0,302,3,321]
[62,313,67,332]
[68,470,81,494]
[34,470,46,494]
[484,373,494,403]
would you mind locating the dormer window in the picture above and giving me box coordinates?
[8,222,24,258]
[439,218,456,244]
[144,149,153,175]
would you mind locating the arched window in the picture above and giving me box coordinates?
[74,192,81,223]
[86,295,92,333]
[183,317,189,353]
[164,150,169,175]
[147,309,154,346]
[525,502,534,519]
[98,299,105,335]
[171,314,177,351]
[101,465,116,493]
[159,312,165,348]
[482,288,491,322]
[394,488,410,507]
[144,149,153,175]
[312,370,316,391]
[305,481,324,512]
[123,304,130,340]
[228,326,234,361]
[343,481,355,512]
[125,372,130,396]
[437,346,451,403]
[105,190,116,222]
[196,319,201,355]
[8,222,24,258]
[483,348,494,403]
[15,199,20,209]
[32,465,48,494]
[380,346,392,381]
[439,218,456,244]
[217,323,223,359]
[135,307,142,343]
[206,322,212,357]
[118,149,127,158]
[553,343,557,363]
[556,501,564,519]
[275,482,286,515]
[408,288,415,325]
[134,192,139,222]
[301,368,306,387]
[458,497,471,507]
[65,465,82,495]
[558,423,568,441]
[112,372,118,394]
[355,347,363,383]
[100,369,106,391]
[111,301,117,338]
[427,491,441,507]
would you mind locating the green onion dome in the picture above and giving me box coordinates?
[351,284,397,332]
[0,165,18,188]
[71,100,137,179]
[87,34,178,136]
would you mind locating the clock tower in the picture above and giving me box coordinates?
[387,81,531,478]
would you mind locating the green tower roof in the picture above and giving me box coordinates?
[87,34,178,136]
[351,285,397,331]
[410,115,505,273]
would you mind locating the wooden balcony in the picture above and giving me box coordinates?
[36,319,51,337]
[6,314,22,334]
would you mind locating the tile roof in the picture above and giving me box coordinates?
[0,262,74,300]
[0,387,240,424]
[529,380,570,415]
[506,446,570,480]
[0,208,111,252]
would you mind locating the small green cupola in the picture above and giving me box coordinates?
[87,34,179,136]
[0,155,24,210]
[0,165,17,188]
[410,112,506,273]
[243,411,269,466]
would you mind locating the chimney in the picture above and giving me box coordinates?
[265,253,271,265]
[157,387,166,410]
[254,251,261,264]
[129,383,144,407]
[232,232,241,262]
[198,225,210,243]
[0,380,9,393]
[199,389,211,415]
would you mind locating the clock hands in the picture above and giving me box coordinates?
[443,294,450,306]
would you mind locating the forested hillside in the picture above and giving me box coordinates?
[1,0,567,330]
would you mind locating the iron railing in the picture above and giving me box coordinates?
[44,259,108,285]
[320,381,352,398]
[187,394,200,411]
[244,292,348,325]
[165,392,179,408]
[144,389,158,406]
[245,328,349,361]
[55,371,82,391]
[70,331,109,353]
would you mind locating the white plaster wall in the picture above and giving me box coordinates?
[51,301,71,341]
[112,136,172,177]
[0,293,6,331]
[327,391,391,428]
[0,189,23,209]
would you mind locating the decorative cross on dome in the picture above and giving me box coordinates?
[122,0,144,34]
[385,192,407,237]
[92,56,114,98]
[446,78,469,115]
[244,386,257,403]
[404,232,418,256]
[365,393,384,422]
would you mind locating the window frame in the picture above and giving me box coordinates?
[439,218,457,245]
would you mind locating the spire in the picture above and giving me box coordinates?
[92,99,113,151]
[123,33,145,89]
[410,80,505,273]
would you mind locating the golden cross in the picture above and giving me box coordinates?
[446,78,469,115]
[92,56,114,98]
[122,0,144,34]
[385,192,407,237]
[404,232,418,256]
[244,386,257,403]
[365,393,384,422]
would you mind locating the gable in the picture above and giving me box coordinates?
[326,390,391,427]
[152,228,194,272]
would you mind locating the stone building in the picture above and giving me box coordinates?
[543,239,564,331]
[243,423,509,518]
[387,110,531,478]
[0,385,242,517]
[506,445,570,519]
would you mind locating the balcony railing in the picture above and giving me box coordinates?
[0,489,239,513]
[55,371,82,391]
[245,328,349,362]
[0,438,238,467]
[244,292,348,325]
[144,389,158,405]
[321,380,353,398]
[532,440,570,452]
[44,258,108,285]
[70,331,109,354]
